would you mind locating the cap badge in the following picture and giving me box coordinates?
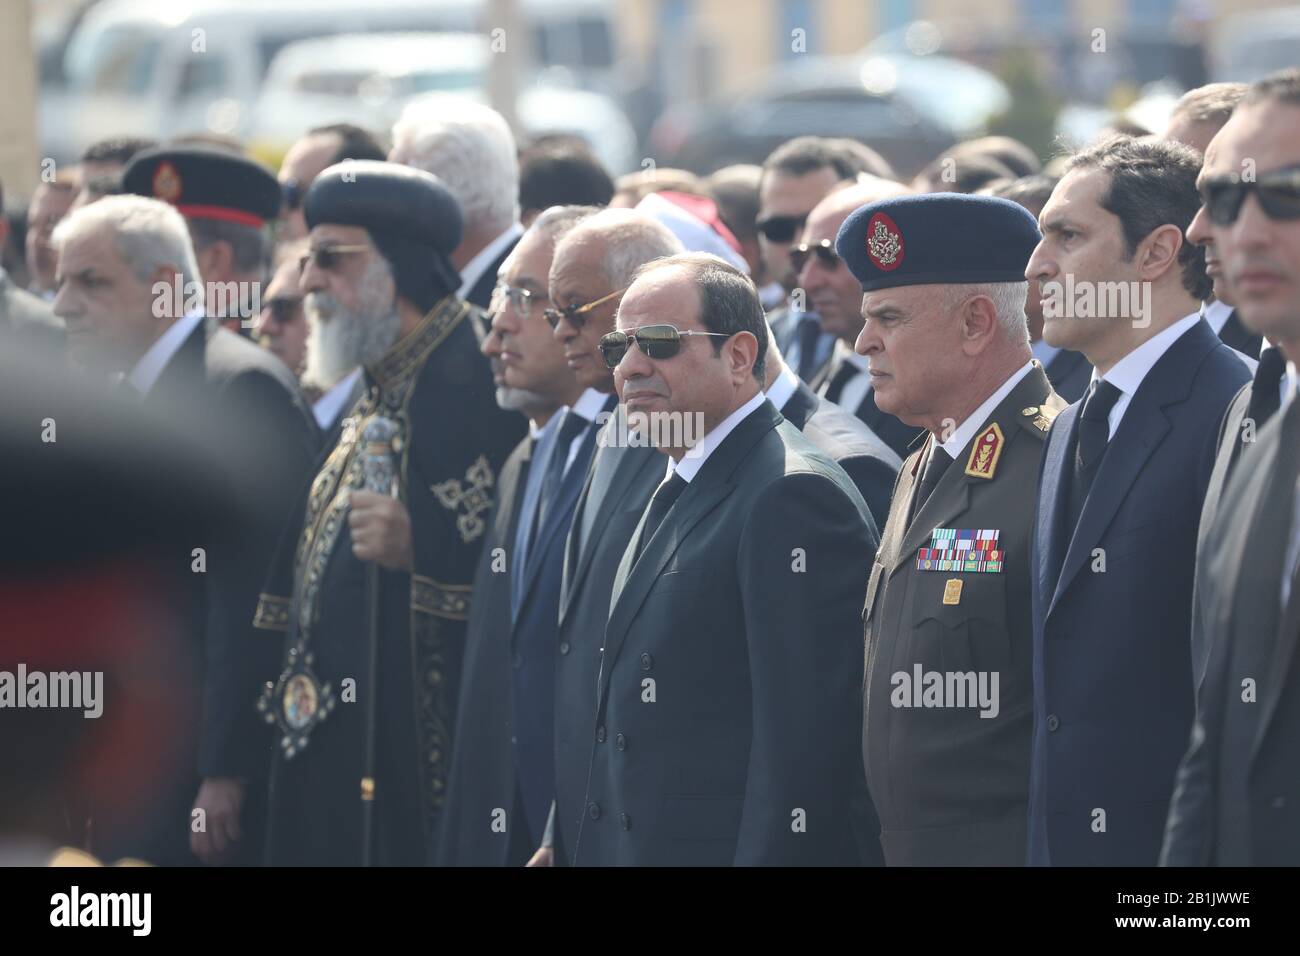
[866,211,903,271]
[152,161,182,203]
[964,422,1005,480]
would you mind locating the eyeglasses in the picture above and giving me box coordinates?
[489,282,539,320]
[262,297,302,325]
[789,239,840,273]
[543,287,627,331]
[282,179,304,212]
[597,324,731,369]
[756,213,808,244]
[298,244,371,276]
[1201,165,1300,226]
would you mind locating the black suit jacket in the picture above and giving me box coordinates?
[810,355,926,460]
[1161,398,1300,865]
[1027,319,1250,866]
[572,400,878,866]
[780,380,897,534]
[1217,308,1262,360]
[1043,348,1092,404]
[550,417,663,861]
[463,233,521,310]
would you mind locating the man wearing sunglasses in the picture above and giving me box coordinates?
[277,124,387,244]
[255,161,524,866]
[796,180,924,460]
[1025,136,1251,867]
[758,138,869,383]
[439,205,616,867]
[1164,67,1300,867]
[569,252,876,867]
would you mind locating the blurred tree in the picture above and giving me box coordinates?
[986,47,1060,164]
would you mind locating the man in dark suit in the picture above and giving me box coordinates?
[389,100,524,310]
[51,192,319,865]
[570,253,876,866]
[796,183,925,459]
[0,178,63,356]
[1024,135,1251,866]
[841,193,1065,866]
[437,206,607,866]
[1162,68,1300,866]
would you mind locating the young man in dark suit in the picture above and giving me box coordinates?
[570,253,876,866]
[1163,68,1300,866]
[1024,135,1251,866]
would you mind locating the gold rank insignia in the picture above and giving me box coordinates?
[964,422,1005,479]
[943,579,963,605]
[1022,405,1059,432]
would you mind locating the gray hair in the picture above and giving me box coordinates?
[939,281,1029,345]
[188,217,267,276]
[529,204,601,247]
[391,99,519,236]
[556,208,684,290]
[52,194,202,291]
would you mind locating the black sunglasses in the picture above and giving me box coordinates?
[1201,165,1300,226]
[789,239,840,273]
[283,178,304,212]
[262,297,302,325]
[756,213,808,244]
[543,287,627,331]
[598,324,731,369]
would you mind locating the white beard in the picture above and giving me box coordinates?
[302,257,401,390]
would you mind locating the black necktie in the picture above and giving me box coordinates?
[908,441,951,527]
[1246,346,1286,434]
[531,411,588,550]
[1067,379,1123,531]
[795,317,824,383]
[823,359,860,405]
[633,472,688,564]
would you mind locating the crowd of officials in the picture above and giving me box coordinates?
[1,67,1298,868]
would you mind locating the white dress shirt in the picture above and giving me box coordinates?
[126,310,204,395]
[1200,299,1259,370]
[817,339,873,412]
[313,367,363,430]
[456,222,524,301]
[1090,312,1201,440]
[563,387,610,474]
[668,391,767,483]
[937,361,1036,461]
[765,364,801,413]
[1281,363,1300,609]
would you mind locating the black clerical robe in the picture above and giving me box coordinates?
[254,296,525,865]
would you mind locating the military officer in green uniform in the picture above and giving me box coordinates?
[837,194,1065,866]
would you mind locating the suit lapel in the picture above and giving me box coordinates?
[597,402,780,707]
[501,439,534,621]
[891,436,970,574]
[1037,402,1077,615]
[780,381,818,430]
[148,320,207,402]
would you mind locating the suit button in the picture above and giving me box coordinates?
[1046,714,1060,732]
[512,652,523,669]
[620,812,632,830]
[588,802,601,820]
[596,725,606,743]
[615,733,627,751]
[640,653,653,670]
[1273,796,1286,810]
[559,641,570,655]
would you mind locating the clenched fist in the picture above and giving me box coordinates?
[348,490,414,571]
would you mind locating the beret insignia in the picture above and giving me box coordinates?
[866,211,904,271]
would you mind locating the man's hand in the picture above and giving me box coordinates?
[525,846,554,867]
[348,490,414,570]
[191,777,245,865]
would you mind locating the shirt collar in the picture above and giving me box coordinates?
[668,391,767,484]
[829,338,870,372]
[1092,311,1202,399]
[127,309,204,395]
[938,361,1036,460]
[765,364,800,412]
[456,222,524,300]
[1201,299,1234,335]
[569,386,611,423]
[312,366,362,429]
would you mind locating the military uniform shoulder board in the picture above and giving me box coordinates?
[964,422,1005,479]
[1021,404,1061,434]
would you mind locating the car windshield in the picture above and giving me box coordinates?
[291,67,484,98]
[64,22,161,96]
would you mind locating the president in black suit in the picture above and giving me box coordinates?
[51,192,319,865]
[570,253,876,866]
[438,206,607,866]
[1024,136,1250,866]
[1162,68,1300,866]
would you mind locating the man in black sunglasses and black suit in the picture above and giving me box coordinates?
[569,252,877,866]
